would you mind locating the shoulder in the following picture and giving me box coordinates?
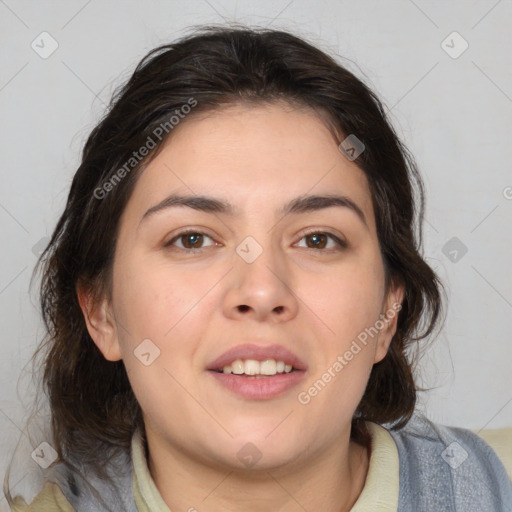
[10,481,74,511]
[387,414,512,511]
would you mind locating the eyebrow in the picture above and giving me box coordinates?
[139,193,368,228]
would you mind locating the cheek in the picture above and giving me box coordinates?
[114,254,212,340]
[112,257,213,421]
[302,248,386,345]
[112,253,225,393]
[297,260,382,426]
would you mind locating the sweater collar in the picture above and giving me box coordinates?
[130,422,399,511]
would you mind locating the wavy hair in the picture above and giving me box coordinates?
[5,24,444,507]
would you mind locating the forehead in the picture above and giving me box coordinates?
[123,101,375,231]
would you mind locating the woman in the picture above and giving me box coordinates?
[4,25,511,511]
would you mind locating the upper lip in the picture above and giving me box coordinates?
[207,343,307,371]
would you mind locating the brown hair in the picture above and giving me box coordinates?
[5,24,444,505]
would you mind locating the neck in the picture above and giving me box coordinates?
[145,428,370,512]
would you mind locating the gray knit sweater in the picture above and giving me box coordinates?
[388,415,512,511]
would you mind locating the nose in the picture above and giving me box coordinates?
[222,239,299,323]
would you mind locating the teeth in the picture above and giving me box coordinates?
[221,359,294,376]
[231,360,244,374]
[245,359,260,375]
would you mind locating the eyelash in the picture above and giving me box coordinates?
[164,228,347,253]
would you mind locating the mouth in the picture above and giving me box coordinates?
[206,344,307,400]
[207,343,307,374]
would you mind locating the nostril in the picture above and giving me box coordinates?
[238,305,250,312]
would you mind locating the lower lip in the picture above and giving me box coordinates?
[208,370,306,400]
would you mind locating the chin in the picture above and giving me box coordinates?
[214,435,303,472]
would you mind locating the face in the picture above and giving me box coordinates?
[80,101,403,472]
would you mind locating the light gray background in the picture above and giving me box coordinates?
[1,0,511,505]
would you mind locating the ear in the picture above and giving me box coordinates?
[373,282,405,364]
[76,281,122,362]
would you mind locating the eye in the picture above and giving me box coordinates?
[164,229,346,252]
[296,231,347,251]
[165,230,216,251]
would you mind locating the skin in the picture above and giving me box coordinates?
[78,101,404,512]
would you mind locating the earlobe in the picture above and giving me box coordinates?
[76,283,122,362]
[373,283,405,364]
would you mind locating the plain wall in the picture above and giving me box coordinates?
[1,0,511,506]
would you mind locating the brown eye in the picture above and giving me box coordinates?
[305,233,328,249]
[296,231,346,251]
[165,231,215,250]
[181,233,203,249]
